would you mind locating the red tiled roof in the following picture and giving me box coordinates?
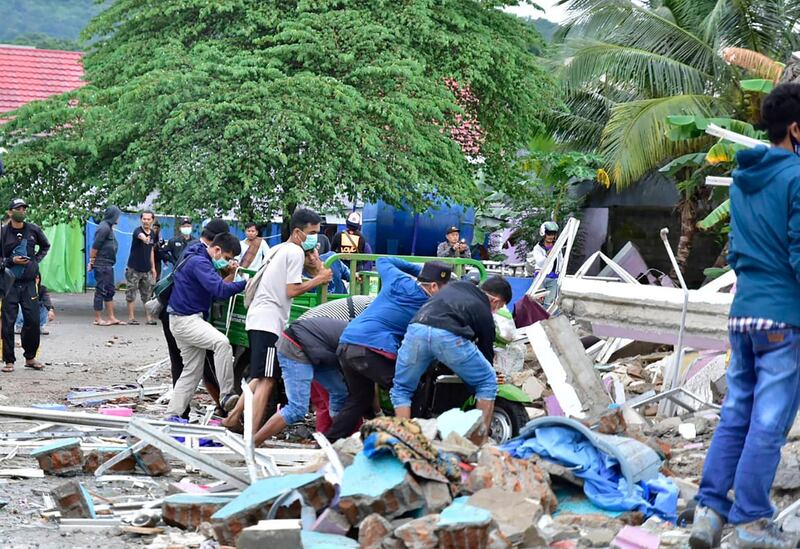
[0,45,85,114]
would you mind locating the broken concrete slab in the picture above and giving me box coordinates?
[162,494,233,530]
[337,453,425,526]
[394,514,440,549]
[82,447,137,474]
[358,513,392,549]
[30,437,84,476]
[437,499,494,549]
[300,530,359,548]
[436,408,486,446]
[464,446,557,513]
[522,376,546,400]
[235,519,301,549]
[526,316,611,419]
[212,473,334,545]
[420,480,453,514]
[52,479,96,519]
[467,487,543,545]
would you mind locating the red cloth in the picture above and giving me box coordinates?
[310,381,332,433]
[513,294,550,328]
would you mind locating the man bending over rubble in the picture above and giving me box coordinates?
[690,83,800,549]
[324,259,453,441]
[390,276,511,440]
[165,232,246,418]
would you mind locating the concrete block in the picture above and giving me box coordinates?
[437,500,494,549]
[338,453,425,526]
[420,480,453,514]
[522,376,546,400]
[437,408,486,446]
[212,473,333,545]
[30,438,84,476]
[358,513,392,549]
[82,447,137,474]
[394,514,440,549]
[467,488,543,545]
[162,494,233,530]
[301,530,359,548]
[235,519,300,549]
[464,446,557,513]
[311,508,350,536]
[52,479,96,519]
[134,444,171,476]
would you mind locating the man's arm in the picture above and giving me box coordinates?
[437,242,454,258]
[287,249,331,298]
[39,285,54,310]
[194,258,247,299]
[377,257,422,280]
[33,226,51,263]
[473,305,496,363]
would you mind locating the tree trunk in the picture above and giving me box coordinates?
[671,195,697,281]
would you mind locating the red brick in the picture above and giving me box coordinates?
[82,448,137,474]
[394,514,440,549]
[35,446,84,476]
[134,445,171,476]
[337,473,425,526]
[52,480,95,519]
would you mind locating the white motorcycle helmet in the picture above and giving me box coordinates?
[539,221,559,237]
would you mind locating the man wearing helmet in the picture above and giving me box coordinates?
[525,221,563,308]
[332,212,366,255]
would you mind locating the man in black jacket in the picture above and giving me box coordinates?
[1,198,51,373]
[163,217,196,267]
[89,206,123,326]
[390,276,512,436]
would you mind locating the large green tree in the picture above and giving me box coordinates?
[0,1,555,223]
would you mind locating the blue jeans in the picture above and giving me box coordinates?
[697,329,800,524]
[391,323,498,409]
[15,304,48,332]
[277,352,349,425]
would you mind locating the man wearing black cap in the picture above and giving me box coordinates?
[437,226,472,259]
[1,198,51,373]
[163,217,197,268]
[159,218,230,415]
[325,258,453,441]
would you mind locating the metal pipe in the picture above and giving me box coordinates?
[658,228,689,417]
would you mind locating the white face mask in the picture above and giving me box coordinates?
[180,227,192,236]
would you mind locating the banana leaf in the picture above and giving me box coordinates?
[659,152,707,176]
[740,79,775,94]
[703,266,732,280]
[698,199,730,230]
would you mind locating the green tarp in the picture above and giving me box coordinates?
[39,222,85,293]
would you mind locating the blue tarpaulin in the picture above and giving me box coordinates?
[501,426,678,522]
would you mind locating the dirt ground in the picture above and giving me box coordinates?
[0,292,172,548]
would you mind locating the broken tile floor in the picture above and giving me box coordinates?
[1,294,800,548]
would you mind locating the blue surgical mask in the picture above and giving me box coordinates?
[213,258,229,270]
[302,233,318,251]
[180,227,192,236]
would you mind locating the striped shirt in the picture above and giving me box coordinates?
[299,295,374,322]
[728,317,790,332]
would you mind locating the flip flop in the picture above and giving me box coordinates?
[128,319,140,325]
[145,320,157,326]
[93,320,111,326]
[24,362,44,371]
[2,365,13,373]
[108,320,127,326]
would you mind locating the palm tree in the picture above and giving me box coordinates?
[552,0,800,274]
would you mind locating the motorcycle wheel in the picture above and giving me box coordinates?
[490,398,529,444]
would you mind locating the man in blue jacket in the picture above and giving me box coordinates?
[691,84,800,549]
[165,232,246,418]
[325,258,453,441]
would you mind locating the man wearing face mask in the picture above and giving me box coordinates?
[165,232,246,417]
[391,276,512,439]
[163,217,196,267]
[223,208,332,436]
[324,258,453,442]
[1,199,51,373]
[690,83,800,549]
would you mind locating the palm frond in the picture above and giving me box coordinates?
[703,0,787,57]
[561,40,711,98]
[722,47,784,81]
[600,94,719,187]
[547,90,613,149]
[661,0,718,34]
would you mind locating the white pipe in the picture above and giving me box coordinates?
[658,228,689,417]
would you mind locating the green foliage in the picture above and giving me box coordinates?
[553,0,800,187]
[0,0,101,42]
[0,1,556,223]
[697,198,730,230]
[740,78,775,94]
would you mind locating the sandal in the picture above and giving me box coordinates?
[128,319,140,325]
[94,320,110,326]
[108,320,127,326]
[2,365,14,373]
[145,320,157,326]
[24,361,44,371]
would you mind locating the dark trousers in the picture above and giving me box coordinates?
[93,265,116,311]
[325,343,395,442]
[160,308,219,389]
[2,281,40,364]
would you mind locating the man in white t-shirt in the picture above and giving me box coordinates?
[223,209,332,435]
[238,222,271,272]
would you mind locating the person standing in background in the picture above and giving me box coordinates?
[437,226,472,258]
[1,198,51,373]
[89,205,124,326]
[126,210,157,325]
[152,220,165,281]
[163,217,196,267]
[238,222,271,272]
[332,212,366,255]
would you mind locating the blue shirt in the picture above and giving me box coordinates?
[304,252,350,294]
[339,257,425,354]
[168,249,246,317]
[728,146,800,326]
